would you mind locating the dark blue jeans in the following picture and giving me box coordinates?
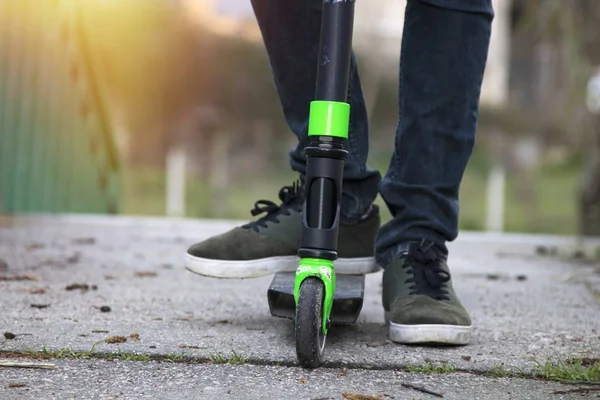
[250,0,494,260]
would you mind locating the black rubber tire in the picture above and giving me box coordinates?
[295,277,327,369]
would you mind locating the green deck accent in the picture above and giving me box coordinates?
[0,1,121,214]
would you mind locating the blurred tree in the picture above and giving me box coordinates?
[81,0,216,166]
[523,0,600,236]
[81,0,290,216]
[475,0,600,235]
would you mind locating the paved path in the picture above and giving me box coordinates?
[1,214,599,399]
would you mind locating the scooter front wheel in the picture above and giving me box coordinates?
[295,277,326,368]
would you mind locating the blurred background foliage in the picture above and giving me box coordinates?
[1,0,600,236]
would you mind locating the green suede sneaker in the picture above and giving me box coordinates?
[185,181,381,279]
[382,240,472,345]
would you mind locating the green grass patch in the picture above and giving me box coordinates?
[208,350,249,365]
[13,344,250,366]
[405,361,457,374]
[484,358,600,384]
[7,345,600,385]
[535,358,600,383]
[23,344,154,362]
[27,345,96,360]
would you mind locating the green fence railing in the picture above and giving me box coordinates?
[0,1,121,214]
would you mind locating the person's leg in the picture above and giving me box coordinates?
[252,0,380,222]
[186,0,381,278]
[377,0,494,344]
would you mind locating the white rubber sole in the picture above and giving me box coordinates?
[185,253,380,279]
[388,322,472,345]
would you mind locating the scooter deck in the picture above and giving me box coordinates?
[267,272,365,325]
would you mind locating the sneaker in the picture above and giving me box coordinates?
[185,181,381,278]
[381,240,472,345]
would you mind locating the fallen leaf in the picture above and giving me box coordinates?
[461,355,472,361]
[73,237,96,245]
[100,306,111,313]
[105,336,127,344]
[29,288,46,294]
[30,304,50,309]
[342,393,382,400]
[7,383,27,388]
[4,332,16,340]
[338,367,348,377]
[130,333,140,341]
[297,378,308,384]
[134,271,157,278]
[65,283,90,291]
[66,253,81,264]
[0,274,39,282]
[26,243,45,251]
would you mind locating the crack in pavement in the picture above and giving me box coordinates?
[4,349,600,387]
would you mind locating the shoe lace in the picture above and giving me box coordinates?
[242,180,304,232]
[403,239,451,301]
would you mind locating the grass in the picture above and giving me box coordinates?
[30,345,96,360]
[121,153,581,235]
[23,344,153,362]
[405,361,457,374]
[398,357,600,385]
[483,358,600,384]
[18,344,250,365]
[16,347,246,366]
[6,346,600,384]
[208,350,249,365]
[535,358,600,383]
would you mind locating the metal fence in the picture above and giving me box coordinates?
[0,0,121,214]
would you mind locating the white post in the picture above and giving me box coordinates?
[481,0,511,107]
[485,163,506,232]
[481,0,511,232]
[166,146,186,217]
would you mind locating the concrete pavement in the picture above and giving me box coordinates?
[1,214,599,399]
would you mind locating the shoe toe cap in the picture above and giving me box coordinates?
[390,295,471,326]
[187,227,295,261]
[187,228,246,260]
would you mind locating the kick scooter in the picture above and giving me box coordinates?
[267,0,360,369]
